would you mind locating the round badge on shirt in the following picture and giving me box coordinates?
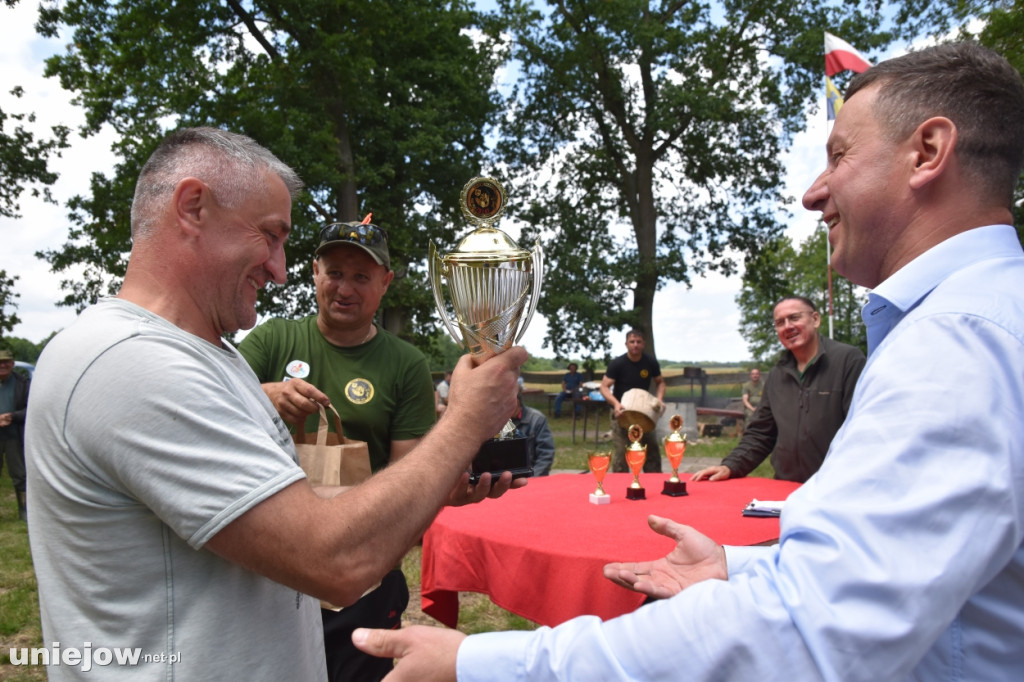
[346,378,375,405]
[285,360,311,379]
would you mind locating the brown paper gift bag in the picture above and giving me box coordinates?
[293,403,372,486]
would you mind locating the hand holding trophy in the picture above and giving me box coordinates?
[662,414,689,497]
[429,177,543,482]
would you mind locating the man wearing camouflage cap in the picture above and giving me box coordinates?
[238,218,438,682]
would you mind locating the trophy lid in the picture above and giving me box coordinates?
[447,227,533,264]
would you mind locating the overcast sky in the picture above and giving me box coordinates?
[3,2,836,363]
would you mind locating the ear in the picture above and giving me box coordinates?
[381,268,395,291]
[172,177,210,237]
[908,117,957,190]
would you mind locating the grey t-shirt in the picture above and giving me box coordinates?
[25,299,325,681]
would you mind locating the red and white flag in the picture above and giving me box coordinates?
[824,32,871,76]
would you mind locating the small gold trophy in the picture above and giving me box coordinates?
[625,424,647,500]
[428,177,543,481]
[588,452,612,505]
[662,414,689,497]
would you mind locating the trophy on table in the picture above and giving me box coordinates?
[661,414,689,497]
[588,452,612,505]
[624,424,647,500]
[429,176,543,482]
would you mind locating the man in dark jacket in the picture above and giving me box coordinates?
[511,393,556,477]
[693,296,865,483]
[0,349,30,520]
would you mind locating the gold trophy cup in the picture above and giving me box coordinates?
[624,424,647,500]
[588,452,612,505]
[662,414,689,497]
[429,177,543,482]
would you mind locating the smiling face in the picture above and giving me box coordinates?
[802,85,913,288]
[314,244,394,342]
[205,171,292,335]
[772,299,820,356]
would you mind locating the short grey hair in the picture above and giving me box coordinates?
[847,42,1024,206]
[130,127,303,239]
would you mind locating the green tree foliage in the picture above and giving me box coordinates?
[0,85,69,219]
[425,331,468,372]
[489,0,893,362]
[0,270,21,337]
[2,335,48,364]
[33,0,503,343]
[737,224,867,362]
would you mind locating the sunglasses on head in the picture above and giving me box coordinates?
[319,222,388,247]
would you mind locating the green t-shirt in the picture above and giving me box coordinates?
[238,316,436,472]
[741,379,763,409]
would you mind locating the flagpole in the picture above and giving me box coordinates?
[825,74,835,339]
[827,234,834,338]
[822,31,869,340]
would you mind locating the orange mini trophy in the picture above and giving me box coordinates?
[588,452,612,505]
[662,414,689,497]
[625,424,647,500]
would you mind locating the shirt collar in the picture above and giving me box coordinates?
[862,224,1019,353]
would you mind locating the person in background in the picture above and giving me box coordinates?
[511,389,556,477]
[352,42,1024,680]
[740,367,762,426]
[25,126,525,681]
[238,217,439,682]
[692,296,864,483]
[553,362,584,418]
[435,368,453,419]
[0,349,29,521]
[599,328,665,473]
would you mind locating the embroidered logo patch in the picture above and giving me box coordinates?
[345,378,374,404]
[285,360,310,379]
[640,369,649,379]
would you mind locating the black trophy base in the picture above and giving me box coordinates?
[469,435,534,484]
[662,480,689,497]
[625,487,646,500]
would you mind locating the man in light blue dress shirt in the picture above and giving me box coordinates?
[353,42,1024,681]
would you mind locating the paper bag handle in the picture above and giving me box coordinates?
[293,403,344,445]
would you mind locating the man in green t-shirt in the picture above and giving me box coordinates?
[741,367,763,427]
[239,219,439,682]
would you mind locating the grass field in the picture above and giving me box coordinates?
[0,409,756,679]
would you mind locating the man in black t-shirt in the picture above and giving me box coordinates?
[599,329,666,473]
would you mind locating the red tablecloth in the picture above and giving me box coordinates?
[421,473,800,628]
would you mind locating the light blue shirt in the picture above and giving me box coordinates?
[457,224,1024,681]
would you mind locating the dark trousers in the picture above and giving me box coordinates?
[322,568,409,682]
[0,435,26,493]
[553,391,580,416]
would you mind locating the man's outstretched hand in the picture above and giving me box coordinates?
[603,515,727,599]
[352,625,463,682]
